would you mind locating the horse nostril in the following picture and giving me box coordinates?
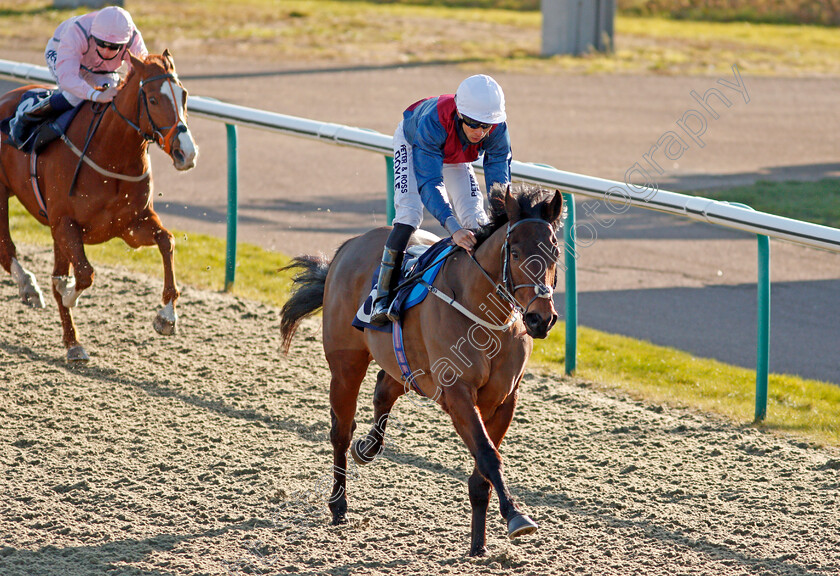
[524,313,541,329]
[548,314,558,330]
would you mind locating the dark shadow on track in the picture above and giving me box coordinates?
[557,279,840,385]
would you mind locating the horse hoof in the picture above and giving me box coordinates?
[350,438,380,465]
[331,513,348,526]
[66,345,90,363]
[21,288,46,309]
[469,546,488,557]
[153,312,177,336]
[508,514,538,539]
[154,302,178,336]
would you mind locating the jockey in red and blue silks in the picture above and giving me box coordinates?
[8,6,147,149]
[369,74,512,326]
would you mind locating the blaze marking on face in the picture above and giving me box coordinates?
[160,77,197,162]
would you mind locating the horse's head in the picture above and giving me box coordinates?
[496,183,564,339]
[124,49,198,171]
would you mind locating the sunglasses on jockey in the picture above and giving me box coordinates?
[93,37,124,51]
[459,114,495,131]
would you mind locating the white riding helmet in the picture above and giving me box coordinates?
[454,74,506,124]
[91,6,134,45]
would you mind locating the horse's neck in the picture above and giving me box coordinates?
[445,226,506,310]
[98,83,146,157]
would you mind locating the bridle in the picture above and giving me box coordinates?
[469,217,558,318]
[110,72,187,155]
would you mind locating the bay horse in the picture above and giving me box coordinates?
[0,50,197,361]
[280,183,564,556]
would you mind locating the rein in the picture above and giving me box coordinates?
[59,71,186,187]
[66,103,108,195]
[464,217,556,327]
[498,217,558,314]
[411,218,557,332]
[110,72,186,155]
[380,240,520,331]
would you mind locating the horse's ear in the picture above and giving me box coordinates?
[543,190,564,225]
[162,48,174,68]
[504,183,521,221]
[128,50,145,71]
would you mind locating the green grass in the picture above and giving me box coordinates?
[618,0,840,27]
[9,197,293,307]
[8,195,840,448]
[2,1,840,76]
[694,179,840,229]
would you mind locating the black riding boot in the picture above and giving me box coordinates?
[369,223,415,326]
[8,94,66,150]
[369,247,400,326]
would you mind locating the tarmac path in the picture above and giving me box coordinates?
[2,51,838,383]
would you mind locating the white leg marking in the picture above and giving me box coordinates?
[11,257,45,308]
[53,275,82,308]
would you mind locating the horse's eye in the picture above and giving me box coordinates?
[149,96,158,105]
[510,250,520,261]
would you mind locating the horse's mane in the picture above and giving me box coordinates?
[473,182,559,247]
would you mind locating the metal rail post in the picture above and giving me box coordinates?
[385,156,395,225]
[224,123,239,291]
[726,202,770,421]
[563,193,577,375]
[755,234,771,421]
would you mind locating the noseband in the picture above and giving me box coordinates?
[470,217,557,318]
[111,72,187,155]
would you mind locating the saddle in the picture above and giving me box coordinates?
[353,239,455,333]
[0,89,81,153]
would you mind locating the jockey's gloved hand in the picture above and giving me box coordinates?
[93,86,119,103]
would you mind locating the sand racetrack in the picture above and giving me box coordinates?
[1,248,839,576]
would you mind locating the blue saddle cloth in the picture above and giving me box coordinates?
[352,239,455,333]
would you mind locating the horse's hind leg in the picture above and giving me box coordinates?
[0,189,44,308]
[325,349,371,525]
[351,369,405,465]
[123,211,179,336]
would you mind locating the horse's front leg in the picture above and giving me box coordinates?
[50,218,93,361]
[444,383,537,555]
[350,369,406,465]
[467,387,522,557]
[123,211,179,336]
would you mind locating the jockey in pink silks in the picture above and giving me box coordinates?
[8,6,148,148]
[369,74,512,326]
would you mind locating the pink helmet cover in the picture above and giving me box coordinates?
[90,6,134,44]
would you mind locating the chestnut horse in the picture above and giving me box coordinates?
[0,50,197,361]
[280,184,564,556]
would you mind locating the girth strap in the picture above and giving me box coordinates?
[28,151,49,220]
[392,321,425,397]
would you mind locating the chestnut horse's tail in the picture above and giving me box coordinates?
[280,254,331,354]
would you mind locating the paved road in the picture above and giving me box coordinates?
[2,53,839,383]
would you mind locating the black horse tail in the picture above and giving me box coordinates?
[280,254,330,354]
